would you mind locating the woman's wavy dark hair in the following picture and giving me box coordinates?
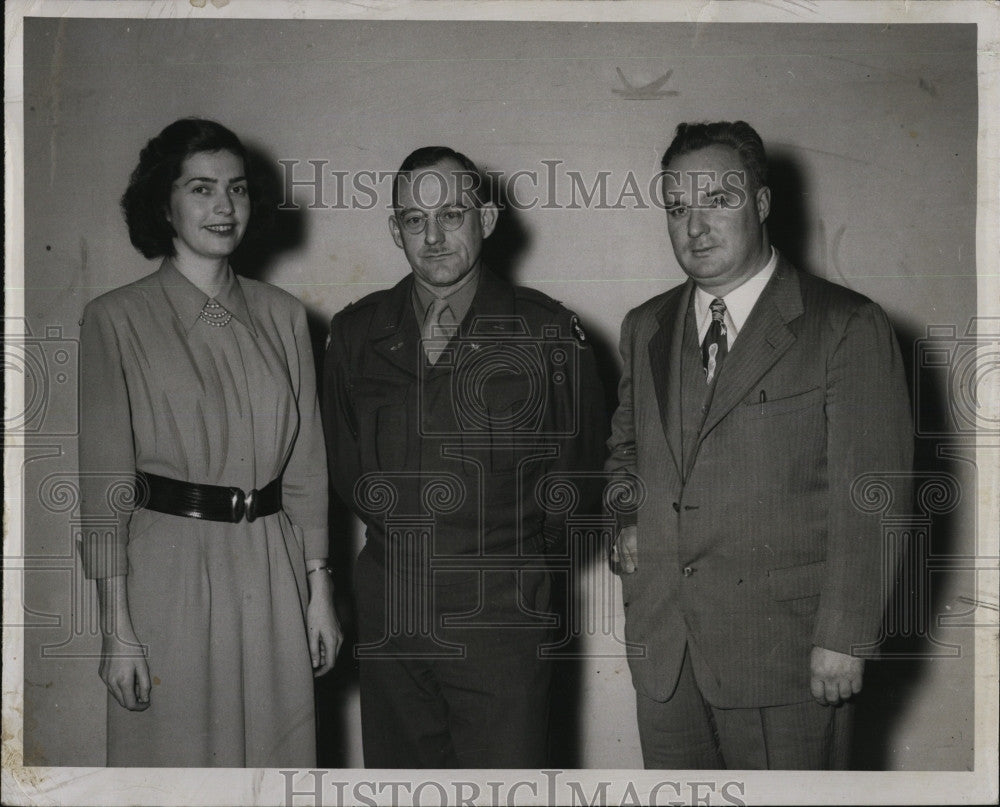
[121,118,270,259]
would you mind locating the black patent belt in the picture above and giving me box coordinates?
[136,471,282,523]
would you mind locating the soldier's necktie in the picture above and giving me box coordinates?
[702,297,728,384]
[422,296,453,364]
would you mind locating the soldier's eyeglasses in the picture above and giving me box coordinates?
[396,205,473,235]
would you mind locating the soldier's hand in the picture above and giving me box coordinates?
[610,525,638,575]
[810,646,864,705]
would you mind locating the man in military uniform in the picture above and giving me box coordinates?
[322,146,605,768]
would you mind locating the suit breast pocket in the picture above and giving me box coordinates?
[745,386,823,419]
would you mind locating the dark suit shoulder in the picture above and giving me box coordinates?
[796,268,875,308]
[624,281,687,324]
[795,269,889,330]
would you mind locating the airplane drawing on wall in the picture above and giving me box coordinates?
[612,67,679,100]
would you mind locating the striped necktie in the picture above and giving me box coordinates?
[701,297,728,384]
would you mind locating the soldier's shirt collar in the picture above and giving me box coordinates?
[411,264,482,326]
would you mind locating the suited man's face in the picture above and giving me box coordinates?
[662,144,771,297]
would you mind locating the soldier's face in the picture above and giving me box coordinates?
[389,158,498,288]
[662,144,771,297]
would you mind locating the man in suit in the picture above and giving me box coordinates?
[606,121,912,769]
[323,146,605,767]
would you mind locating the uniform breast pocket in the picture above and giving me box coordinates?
[479,376,534,473]
[349,377,409,471]
[745,386,823,419]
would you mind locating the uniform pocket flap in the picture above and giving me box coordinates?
[767,560,826,601]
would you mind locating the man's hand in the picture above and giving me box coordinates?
[810,646,864,705]
[610,525,638,574]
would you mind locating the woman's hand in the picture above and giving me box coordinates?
[96,576,150,710]
[100,630,151,711]
[306,565,343,677]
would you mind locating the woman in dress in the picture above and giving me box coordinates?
[78,118,341,767]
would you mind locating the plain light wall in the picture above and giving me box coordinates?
[18,18,978,769]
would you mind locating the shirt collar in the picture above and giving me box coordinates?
[411,264,482,325]
[156,258,256,336]
[694,246,777,344]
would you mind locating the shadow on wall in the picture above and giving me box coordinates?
[483,173,617,768]
[486,170,622,443]
[232,142,307,284]
[770,148,973,770]
[851,311,975,771]
[767,150,812,277]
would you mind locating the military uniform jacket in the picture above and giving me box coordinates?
[323,269,606,577]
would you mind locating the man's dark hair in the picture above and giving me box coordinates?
[660,121,768,193]
[121,117,267,259]
[392,146,485,210]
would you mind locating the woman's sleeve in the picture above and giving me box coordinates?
[281,302,330,561]
[78,299,136,579]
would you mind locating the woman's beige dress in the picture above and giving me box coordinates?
[78,259,328,767]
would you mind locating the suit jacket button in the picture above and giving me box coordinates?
[672,502,680,513]
[682,566,694,577]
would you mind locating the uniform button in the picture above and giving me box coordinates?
[672,502,680,513]
[682,566,695,577]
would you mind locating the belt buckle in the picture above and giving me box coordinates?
[229,487,246,522]
[245,488,258,523]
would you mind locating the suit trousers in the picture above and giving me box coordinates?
[636,644,853,769]
[354,547,554,768]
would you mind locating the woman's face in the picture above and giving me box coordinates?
[165,150,250,263]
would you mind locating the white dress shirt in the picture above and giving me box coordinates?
[694,246,778,349]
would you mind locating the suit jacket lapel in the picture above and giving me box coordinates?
[648,280,692,479]
[700,255,804,437]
